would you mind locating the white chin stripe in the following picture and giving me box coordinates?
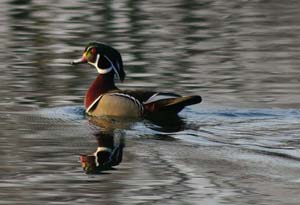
[88,54,121,79]
[97,66,113,74]
[93,147,113,167]
[88,54,113,74]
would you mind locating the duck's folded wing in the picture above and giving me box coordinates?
[119,90,201,114]
[118,90,180,103]
[143,95,202,115]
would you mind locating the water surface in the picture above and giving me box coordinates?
[0,0,300,204]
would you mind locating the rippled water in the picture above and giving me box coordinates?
[1,0,300,204]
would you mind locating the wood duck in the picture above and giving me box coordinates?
[72,42,201,117]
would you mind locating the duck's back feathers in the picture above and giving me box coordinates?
[116,90,180,102]
[143,95,202,115]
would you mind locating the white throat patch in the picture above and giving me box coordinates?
[93,146,113,167]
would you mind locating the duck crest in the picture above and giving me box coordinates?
[84,73,117,109]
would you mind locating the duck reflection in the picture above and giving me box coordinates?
[80,113,185,174]
[146,113,186,133]
[80,117,128,174]
[80,132,124,174]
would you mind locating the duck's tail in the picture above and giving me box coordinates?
[144,95,201,115]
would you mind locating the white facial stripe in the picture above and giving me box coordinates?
[104,55,120,80]
[87,52,121,79]
[88,54,113,74]
[93,147,113,167]
[86,46,93,52]
[87,53,99,68]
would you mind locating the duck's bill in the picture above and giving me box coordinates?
[80,154,96,173]
[71,57,87,65]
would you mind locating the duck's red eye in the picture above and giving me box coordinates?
[91,48,96,54]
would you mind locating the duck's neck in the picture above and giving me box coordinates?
[85,73,117,109]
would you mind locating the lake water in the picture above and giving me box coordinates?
[1,0,300,204]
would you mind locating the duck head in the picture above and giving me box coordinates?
[72,42,125,81]
[80,144,124,173]
[80,147,112,173]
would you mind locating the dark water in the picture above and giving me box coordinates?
[1,0,300,204]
